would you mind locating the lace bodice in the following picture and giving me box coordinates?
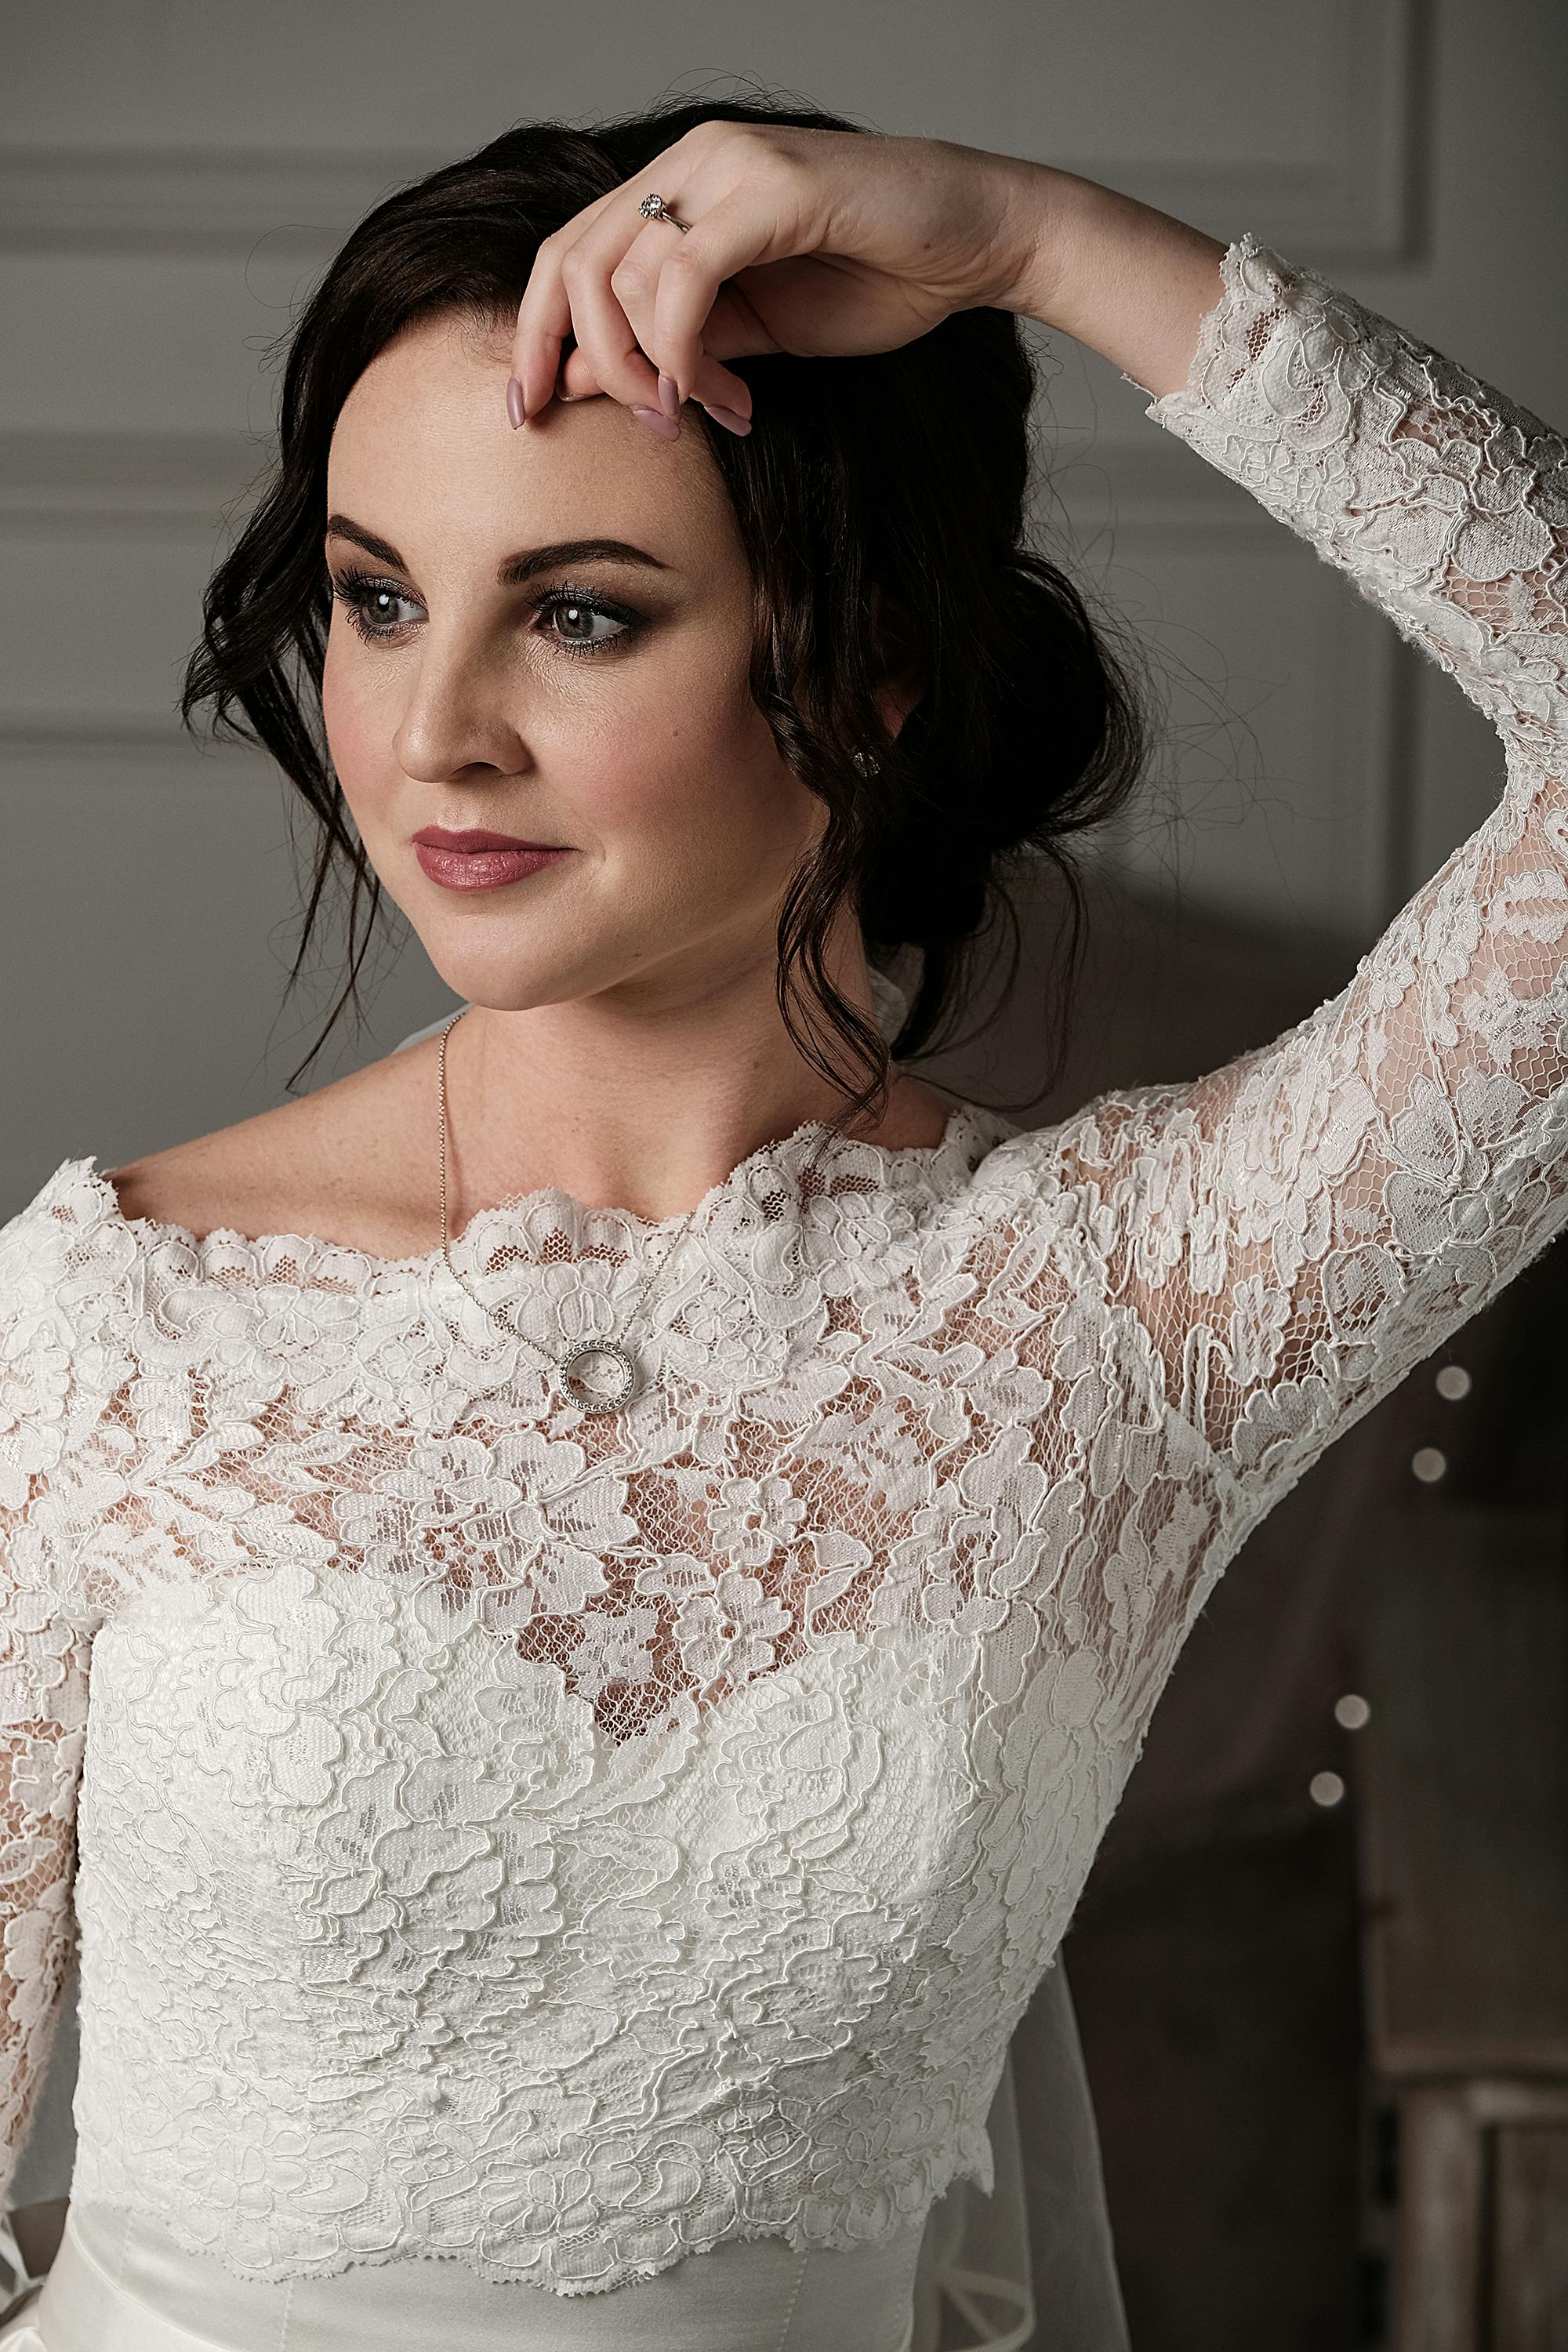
[1,234,1564,2297]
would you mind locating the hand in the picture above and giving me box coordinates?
[507,121,1051,434]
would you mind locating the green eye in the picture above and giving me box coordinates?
[332,570,423,641]
[360,588,407,627]
[537,592,637,655]
[328,568,642,656]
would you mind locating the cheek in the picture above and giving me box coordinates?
[321,638,393,806]
[579,658,797,847]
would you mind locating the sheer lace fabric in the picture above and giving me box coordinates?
[0,234,1563,2303]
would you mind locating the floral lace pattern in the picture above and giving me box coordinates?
[0,234,1564,2292]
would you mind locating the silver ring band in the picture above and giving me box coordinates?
[637,191,691,233]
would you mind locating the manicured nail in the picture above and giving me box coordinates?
[656,372,681,419]
[701,401,752,437]
[506,376,527,429]
[630,406,680,441]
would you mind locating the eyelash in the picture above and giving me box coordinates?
[328,565,641,658]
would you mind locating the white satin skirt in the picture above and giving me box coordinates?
[0,2200,929,2352]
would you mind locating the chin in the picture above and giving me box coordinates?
[419,945,625,1014]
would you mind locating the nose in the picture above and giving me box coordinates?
[392,629,531,786]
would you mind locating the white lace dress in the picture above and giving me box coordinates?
[0,233,1564,2351]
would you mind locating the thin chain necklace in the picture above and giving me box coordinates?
[437,1006,701,1415]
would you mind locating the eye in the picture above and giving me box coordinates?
[535,590,637,656]
[330,568,423,642]
[326,566,641,657]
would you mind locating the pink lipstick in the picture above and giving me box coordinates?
[412,826,572,891]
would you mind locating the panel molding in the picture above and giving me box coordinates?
[0,716,259,761]
[1045,445,1291,539]
[0,0,1421,265]
[0,143,442,256]
[1050,0,1421,265]
[0,430,266,536]
[1076,506,1414,946]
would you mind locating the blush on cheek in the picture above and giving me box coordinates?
[321,662,390,813]
[624,695,782,832]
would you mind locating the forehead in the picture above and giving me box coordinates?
[325,312,742,570]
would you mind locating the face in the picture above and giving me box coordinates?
[321,312,826,1019]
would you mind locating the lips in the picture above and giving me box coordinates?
[412,832,573,893]
[412,826,564,851]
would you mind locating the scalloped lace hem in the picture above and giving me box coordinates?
[75,2187,966,2298]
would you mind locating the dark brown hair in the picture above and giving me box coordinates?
[182,90,1153,1130]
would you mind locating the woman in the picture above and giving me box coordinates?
[0,89,1563,2352]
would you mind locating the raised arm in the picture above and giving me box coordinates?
[1023,223,1568,1510]
[502,128,1566,1510]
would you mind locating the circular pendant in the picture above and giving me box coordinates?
[556,1338,638,1414]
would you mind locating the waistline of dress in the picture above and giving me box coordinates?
[25,2200,922,2352]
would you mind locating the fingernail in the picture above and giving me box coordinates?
[506,376,527,430]
[630,406,680,442]
[701,401,753,437]
[656,372,681,419]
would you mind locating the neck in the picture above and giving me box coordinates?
[436,951,932,1227]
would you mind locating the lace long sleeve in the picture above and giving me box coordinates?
[0,1180,126,2205]
[1042,233,1568,1519]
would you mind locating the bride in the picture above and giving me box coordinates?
[0,91,1563,2352]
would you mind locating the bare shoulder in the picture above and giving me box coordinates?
[103,1043,438,1255]
[880,1073,961,1149]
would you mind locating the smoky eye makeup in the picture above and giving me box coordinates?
[328,568,419,641]
[528,587,644,655]
[327,563,647,657]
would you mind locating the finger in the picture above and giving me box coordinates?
[555,284,768,407]
[511,127,779,419]
[643,180,815,405]
[510,190,619,416]
[542,204,699,418]
[553,331,739,424]
[515,147,807,423]
[609,234,759,419]
[555,343,601,401]
[542,207,752,422]
[526,191,705,419]
[510,255,574,420]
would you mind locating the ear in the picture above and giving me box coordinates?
[869,585,924,740]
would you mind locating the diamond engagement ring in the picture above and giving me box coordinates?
[637,192,692,232]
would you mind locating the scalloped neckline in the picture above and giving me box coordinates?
[69,1098,1005,1285]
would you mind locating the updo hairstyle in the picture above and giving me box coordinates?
[182,91,1154,1131]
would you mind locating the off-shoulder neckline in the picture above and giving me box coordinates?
[59,1097,1008,1285]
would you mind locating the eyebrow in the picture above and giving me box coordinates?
[324,514,670,586]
